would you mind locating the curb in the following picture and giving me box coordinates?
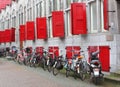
[104,76,120,84]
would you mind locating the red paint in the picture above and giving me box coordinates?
[88,46,99,62]
[5,29,11,42]
[0,31,2,43]
[49,46,59,59]
[71,3,87,35]
[104,0,109,30]
[20,25,26,41]
[11,28,15,42]
[36,17,47,39]
[52,11,64,37]
[26,21,35,40]
[66,46,81,59]
[36,47,44,55]
[99,46,110,72]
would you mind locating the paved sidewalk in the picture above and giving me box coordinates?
[0,58,119,87]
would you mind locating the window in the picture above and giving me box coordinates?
[59,0,64,10]
[66,0,71,8]
[73,0,79,2]
[12,10,16,28]
[2,18,4,29]
[41,1,45,17]
[66,11,72,36]
[6,19,9,29]
[101,0,106,32]
[90,0,105,33]
[24,7,26,23]
[48,17,52,38]
[19,13,23,25]
[53,0,57,11]
[12,16,16,28]
[48,0,52,14]
[27,0,32,21]
[0,21,1,29]
[36,2,42,17]
[27,8,32,21]
[90,1,97,33]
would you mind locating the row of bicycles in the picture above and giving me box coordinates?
[0,47,104,85]
[13,48,88,80]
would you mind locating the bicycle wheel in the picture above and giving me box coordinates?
[42,58,46,71]
[66,64,71,77]
[79,62,86,81]
[53,67,59,76]
[47,63,52,72]
[66,69,70,77]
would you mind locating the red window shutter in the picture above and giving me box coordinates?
[52,11,64,37]
[99,46,110,72]
[73,46,81,56]
[20,25,26,41]
[11,28,15,42]
[1,31,4,43]
[36,17,47,39]
[8,29,11,42]
[49,47,54,59]
[6,29,11,42]
[49,46,59,59]
[71,3,87,35]
[54,46,59,57]
[0,31,1,43]
[104,0,109,30]
[5,0,12,5]
[26,21,35,40]
[88,46,99,62]
[36,47,44,55]
[5,30,8,42]
[66,46,73,59]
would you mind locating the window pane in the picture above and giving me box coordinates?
[66,0,71,8]
[91,2,97,32]
[53,0,57,10]
[24,7,26,23]
[60,0,63,10]
[73,0,79,2]
[67,11,71,36]
[49,0,52,14]
[30,8,32,20]
[48,17,52,38]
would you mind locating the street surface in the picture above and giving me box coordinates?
[0,58,119,87]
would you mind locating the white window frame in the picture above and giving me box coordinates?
[101,0,107,32]
[48,16,53,38]
[66,10,72,36]
[90,1,98,33]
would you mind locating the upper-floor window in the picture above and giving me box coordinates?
[19,13,23,25]
[90,0,105,33]
[53,0,57,10]
[27,8,32,21]
[12,16,16,28]
[73,0,79,2]
[66,0,71,8]
[48,0,52,14]
[48,17,52,38]
[66,11,72,36]
[12,10,16,28]
[90,1,97,33]
[59,0,64,10]
[1,17,4,29]
[0,20,1,29]
[24,7,26,23]
[36,2,42,17]
[27,0,32,21]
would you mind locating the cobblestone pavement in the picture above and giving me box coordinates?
[0,58,119,87]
